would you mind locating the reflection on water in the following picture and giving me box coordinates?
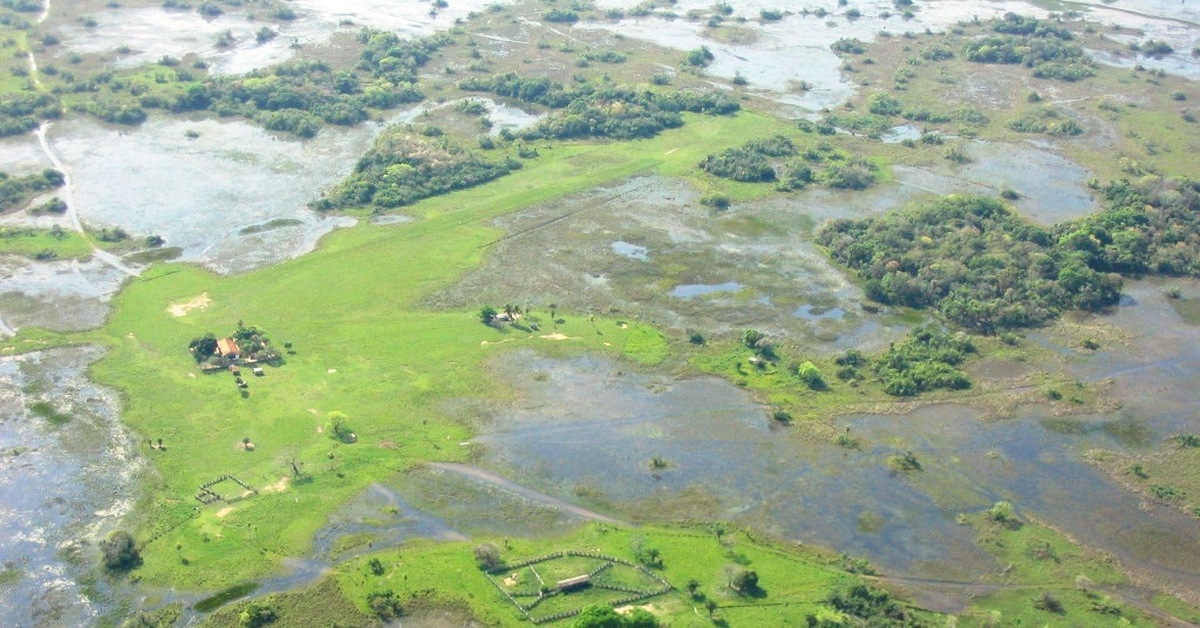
[611,240,650,261]
[669,281,742,298]
[468,350,1200,590]
[48,116,367,274]
[0,348,140,628]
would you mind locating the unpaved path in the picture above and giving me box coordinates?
[427,462,624,525]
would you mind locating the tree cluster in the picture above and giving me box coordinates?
[48,30,447,137]
[0,93,62,137]
[0,168,64,212]
[963,14,1095,81]
[458,73,738,141]
[700,136,875,191]
[824,583,919,627]
[870,327,974,396]
[315,131,515,210]
[817,195,1124,333]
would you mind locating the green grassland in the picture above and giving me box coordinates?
[832,24,1200,183]
[7,3,1200,626]
[203,525,881,628]
[0,226,90,259]
[959,510,1177,627]
[64,112,796,590]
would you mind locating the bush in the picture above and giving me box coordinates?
[238,602,275,628]
[100,530,141,571]
[474,542,502,570]
[367,591,403,620]
[795,361,827,391]
[986,500,1019,527]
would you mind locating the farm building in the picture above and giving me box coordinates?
[216,338,241,359]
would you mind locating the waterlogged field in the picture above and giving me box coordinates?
[2,0,1200,626]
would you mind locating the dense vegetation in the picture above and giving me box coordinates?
[821,179,1200,332]
[458,73,739,140]
[964,13,1095,81]
[699,135,877,191]
[818,195,1121,332]
[314,131,516,210]
[0,168,63,212]
[40,29,445,137]
[0,92,62,137]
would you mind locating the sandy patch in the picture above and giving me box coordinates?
[216,506,234,518]
[616,603,659,615]
[539,333,576,341]
[503,573,520,587]
[167,292,211,317]
[262,477,289,493]
[481,338,515,346]
[327,368,337,373]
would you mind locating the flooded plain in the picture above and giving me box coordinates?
[5,0,1200,623]
[425,175,908,350]
[46,116,369,274]
[449,341,1200,602]
[0,347,141,628]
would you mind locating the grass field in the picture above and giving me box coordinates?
[65,111,791,590]
[201,524,875,628]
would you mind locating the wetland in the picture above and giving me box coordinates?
[1,0,1199,626]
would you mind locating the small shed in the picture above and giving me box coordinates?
[252,367,264,377]
[556,575,591,591]
[216,338,241,359]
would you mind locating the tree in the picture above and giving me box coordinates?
[188,333,218,363]
[100,530,141,571]
[480,305,498,325]
[474,542,502,570]
[572,605,659,628]
[728,567,759,594]
[324,411,354,443]
[238,602,276,628]
[368,590,403,620]
[796,361,827,390]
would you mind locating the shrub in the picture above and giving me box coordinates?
[474,542,502,570]
[100,530,141,571]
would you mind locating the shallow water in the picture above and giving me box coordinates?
[47,116,367,274]
[56,0,515,76]
[669,281,742,298]
[469,349,1200,590]
[610,240,649,261]
[888,141,1099,225]
[0,347,141,628]
[579,0,1053,113]
[0,256,128,332]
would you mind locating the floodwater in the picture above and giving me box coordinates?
[0,347,141,628]
[46,116,365,274]
[0,257,128,332]
[669,281,742,298]
[890,140,1098,225]
[579,0,1052,113]
[465,347,1200,597]
[429,175,905,350]
[610,240,649,261]
[56,0,514,76]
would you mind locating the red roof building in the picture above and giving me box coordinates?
[216,338,241,358]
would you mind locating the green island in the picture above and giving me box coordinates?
[2,1,1200,627]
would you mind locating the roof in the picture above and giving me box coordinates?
[556,575,591,590]
[216,338,241,356]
